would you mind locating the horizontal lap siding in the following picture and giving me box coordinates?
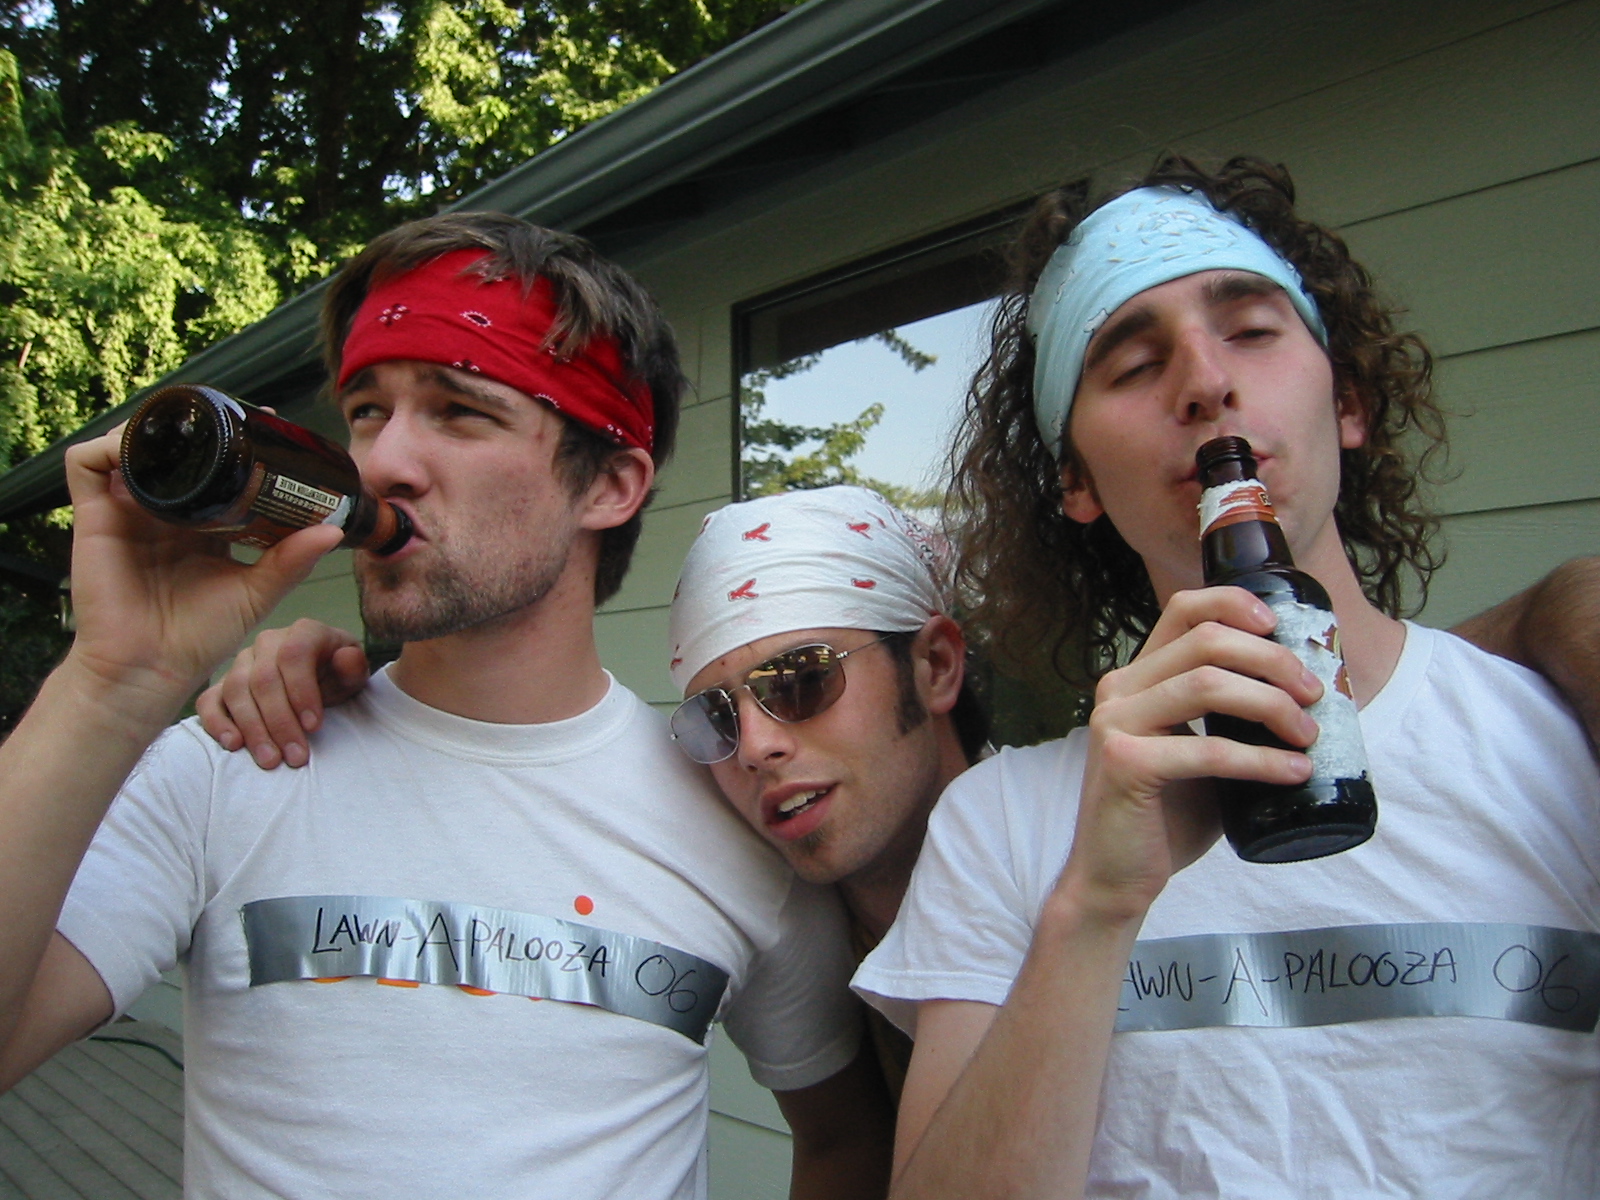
[1334,154,1600,622]
[1430,499,1600,624]
[597,305,735,710]
[1433,330,1600,515]
[624,9,1600,1179]
[620,0,1597,670]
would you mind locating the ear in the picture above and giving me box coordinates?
[1060,460,1103,525]
[578,447,655,532]
[916,615,967,716]
[1335,383,1368,450]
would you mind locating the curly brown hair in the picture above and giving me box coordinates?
[948,154,1448,684]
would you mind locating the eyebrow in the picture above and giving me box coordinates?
[1204,272,1285,305]
[336,365,518,416]
[1083,306,1157,374]
[1081,272,1289,375]
[423,367,518,415]
[338,367,376,401]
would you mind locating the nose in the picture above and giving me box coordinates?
[1170,329,1235,424]
[353,408,428,497]
[733,691,798,772]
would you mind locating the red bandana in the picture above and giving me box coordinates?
[337,249,654,452]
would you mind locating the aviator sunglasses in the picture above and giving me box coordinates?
[669,634,894,764]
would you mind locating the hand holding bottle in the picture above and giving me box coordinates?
[1057,585,1324,921]
[60,425,345,717]
[1195,435,1377,861]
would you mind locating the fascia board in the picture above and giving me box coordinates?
[459,0,1067,226]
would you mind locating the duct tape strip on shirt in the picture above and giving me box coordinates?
[241,894,730,1043]
[1117,921,1600,1034]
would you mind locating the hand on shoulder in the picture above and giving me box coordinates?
[196,619,370,768]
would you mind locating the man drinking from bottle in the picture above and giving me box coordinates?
[856,154,1600,1199]
[0,212,893,1199]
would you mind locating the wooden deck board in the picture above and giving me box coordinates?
[70,1045,181,1121]
[42,1050,182,1148]
[0,1088,141,1200]
[0,1122,80,1200]
[0,1022,182,1200]
[29,1062,181,1181]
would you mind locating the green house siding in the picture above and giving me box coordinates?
[600,6,1600,1179]
[612,0,1600,696]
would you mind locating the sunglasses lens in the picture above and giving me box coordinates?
[752,645,846,723]
[670,692,739,763]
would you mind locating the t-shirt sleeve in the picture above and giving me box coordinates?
[852,739,1086,1035]
[55,722,213,1016]
[720,877,863,1092]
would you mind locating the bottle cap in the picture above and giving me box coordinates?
[1195,435,1258,477]
[373,505,413,556]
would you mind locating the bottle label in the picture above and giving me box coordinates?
[321,495,354,530]
[1199,480,1277,536]
[269,473,344,515]
[1270,599,1369,782]
[251,470,349,531]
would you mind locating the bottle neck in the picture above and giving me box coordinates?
[1201,516,1294,582]
[1197,465,1295,582]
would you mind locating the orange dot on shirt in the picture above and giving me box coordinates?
[574,895,594,916]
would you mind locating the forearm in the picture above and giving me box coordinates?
[1453,557,1600,745]
[0,652,184,1046]
[781,1041,896,1200]
[891,898,1140,1200]
[791,1134,892,1200]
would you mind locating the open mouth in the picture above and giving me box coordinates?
[773,786,831,824]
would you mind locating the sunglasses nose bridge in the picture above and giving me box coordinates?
[727,685,804,764]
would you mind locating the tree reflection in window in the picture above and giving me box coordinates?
[740,329,937,507]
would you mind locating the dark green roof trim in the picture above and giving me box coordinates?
[461,0,1067,228]
[0,0,1065,521]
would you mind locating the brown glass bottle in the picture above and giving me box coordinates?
[119,385,411,554]
[1196,435,1376,862]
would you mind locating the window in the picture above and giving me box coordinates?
[732,204,1089,746]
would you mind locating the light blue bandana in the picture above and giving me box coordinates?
[1026,186,1328,456]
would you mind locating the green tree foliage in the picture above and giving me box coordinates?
[0,55,279,470]
[739,329,937,508]
[0,0,796,730]
[0,0,794,274]
[0,46,281,729]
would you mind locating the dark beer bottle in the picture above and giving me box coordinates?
[119,385,411,554]
[1196,435,1376,862]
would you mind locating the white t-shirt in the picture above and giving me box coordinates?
[59,669,860,1200]
[856,624,1600,1198]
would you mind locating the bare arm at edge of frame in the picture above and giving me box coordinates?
[0,427,340,1072]
[777,1040,897,1200]
[1452,556,1600,750]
